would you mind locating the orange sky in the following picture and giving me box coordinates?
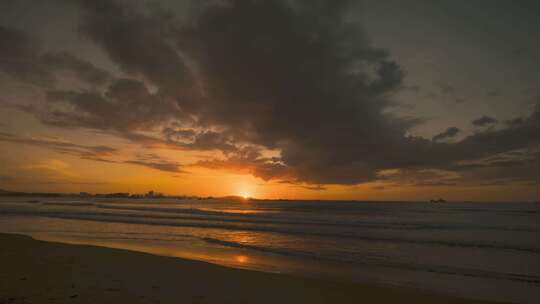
[2,120,538,202]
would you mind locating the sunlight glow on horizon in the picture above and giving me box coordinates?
[239,191,251,200]
[236,179,256,200]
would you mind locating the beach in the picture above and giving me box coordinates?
[0,233,500,304]
[1,198,539,303]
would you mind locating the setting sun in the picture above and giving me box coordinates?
[239,192,250,199]
[235,180,255,199]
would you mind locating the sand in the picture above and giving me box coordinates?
[0,233,499,304]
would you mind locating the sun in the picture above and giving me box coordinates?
[235,180,255,200]
[239,191,250,199]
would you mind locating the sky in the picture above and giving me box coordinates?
[1,0,540,201]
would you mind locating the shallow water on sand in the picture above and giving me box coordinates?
[1,197,539,303]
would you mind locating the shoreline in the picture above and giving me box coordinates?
[0,233,500,303]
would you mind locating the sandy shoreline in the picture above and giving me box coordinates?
[0,233,498,303]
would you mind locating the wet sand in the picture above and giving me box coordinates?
[0,233,499,303]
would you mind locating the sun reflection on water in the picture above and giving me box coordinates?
[235,255,249,263]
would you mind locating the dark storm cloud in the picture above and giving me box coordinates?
[449,149,540,187]
[472,116,498,127]
[361,103,540,186]
[5,0,540,186]
[77,0,197,102]
[162,127,238,153]
[40,52,111,85]
[374,168,461,189]
[432,127,460,142]
[0,25,45,84]
[506,117,525,127]
[33,78,236,153]
[433,82,466,103]
[412,104,540,168]
[22,0,407,184]
[457,104,540,157]
[452,146,540,168]
[487,90,500,97]
[172,0,413,184]
[179,131,237,153]
[70,0,540,184]
[43,78,180,131]
[403,85,421,94]
[438,83,455,96]
[0,26,111,87]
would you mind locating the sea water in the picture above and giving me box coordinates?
[1,197,539,303]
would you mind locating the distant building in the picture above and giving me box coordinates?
[430,198,447,203]
[103,193,130,198]
[145,190,164,198]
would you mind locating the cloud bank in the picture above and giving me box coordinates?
[2,0,540,187]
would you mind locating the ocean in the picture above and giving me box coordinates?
[1,197,539,303]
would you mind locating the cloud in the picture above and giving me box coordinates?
[372,185,386,191]
[195,147,289,181]
[472,115,498,127]
[172,0,413,184]
[376,168,460,188]
[0,175,15,183]
[4,0,540,187]
[487,90,500,97]
[0,25,44,84]
[18,0,409,184]
[83,152,184,174]
[506,117,525,127]
[123,153,184,173]
[163,127,238,153]
[447,147,540,184]
[0,131,116,158]
[42,78,181,131]
[0,131,183,173]
[277,180,327,191]
[124,159,183,173]
[300,184,327,191]
[0,25,111,87]
[40,52,111,85]
[453,104,540,159]
[434,82,466,103]
[24,159,76,177]
[77,0,196,96]
[432,127,460,142]
[438,83,455,95]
